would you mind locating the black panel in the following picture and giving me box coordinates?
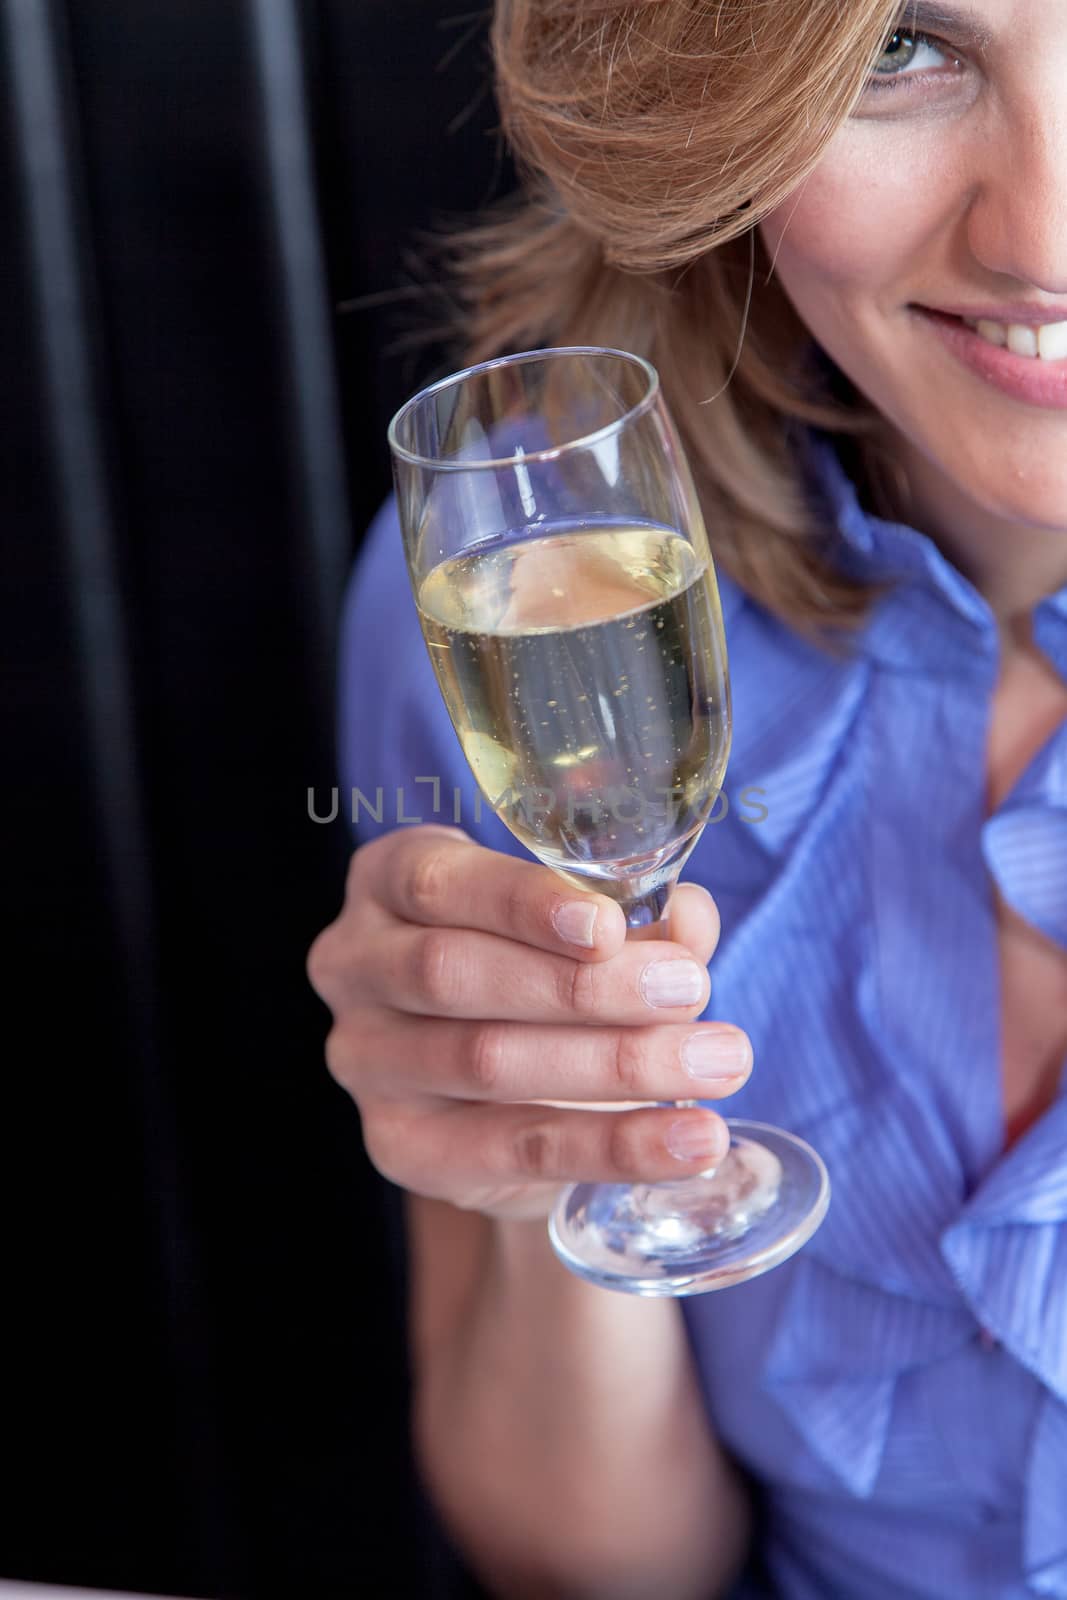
[2,1,506,1594]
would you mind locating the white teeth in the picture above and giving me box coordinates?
[1007,325,1039,358]
[1039,321,1067,361]
[976,318,1007,347]
[961,315,1067,360]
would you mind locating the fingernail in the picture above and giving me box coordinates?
[552,900,597,948]
[640,959,706,1009]
[666,1116,727,1162]
[682,1029,751,1081]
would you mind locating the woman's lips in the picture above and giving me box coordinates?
[910,305,1067,411]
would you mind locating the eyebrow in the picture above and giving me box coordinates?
[891,2,995,51]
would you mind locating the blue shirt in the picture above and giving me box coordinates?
[339,429,1067,1600]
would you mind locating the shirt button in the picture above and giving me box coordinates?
[978,1325,1000,1351]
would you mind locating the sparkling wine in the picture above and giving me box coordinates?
[417,521,731,900]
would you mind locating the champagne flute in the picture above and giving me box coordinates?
[388,347,829,1295]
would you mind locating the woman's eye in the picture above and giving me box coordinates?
[866,27,956,90]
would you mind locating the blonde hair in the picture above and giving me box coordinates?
[452,0,911,634]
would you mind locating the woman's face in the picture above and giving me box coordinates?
[758,0,1067,544]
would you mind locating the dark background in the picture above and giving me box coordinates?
[3,2,511,1595]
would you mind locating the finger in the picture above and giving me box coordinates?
[368,1098,732,1194]
[665,882,721,965]
[358,923,712,1024]
[625,881,722,962]
[330,1013,752,1104]
[361,826,627,960]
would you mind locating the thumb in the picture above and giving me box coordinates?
[624,882,720,962]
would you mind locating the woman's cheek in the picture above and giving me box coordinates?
[759,144,932,302]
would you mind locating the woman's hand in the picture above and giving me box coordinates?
[307,824,752,1222]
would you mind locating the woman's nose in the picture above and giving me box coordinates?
[964,86,1067,298]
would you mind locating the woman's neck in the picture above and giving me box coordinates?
[853,424,1067,630]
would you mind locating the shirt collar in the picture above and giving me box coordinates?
[800,428,1067,679]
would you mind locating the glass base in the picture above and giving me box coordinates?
[547,1120,829,1296]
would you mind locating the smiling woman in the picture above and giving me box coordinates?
[759,0,1067,619]
[456,0,1067,627]
[310,1,1067,1596]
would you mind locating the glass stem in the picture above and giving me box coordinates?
[622,880,718,1172]
[621,882,673,931]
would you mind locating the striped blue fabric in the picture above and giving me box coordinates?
[341,428,1067,1599]
[984,731,1067,949]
